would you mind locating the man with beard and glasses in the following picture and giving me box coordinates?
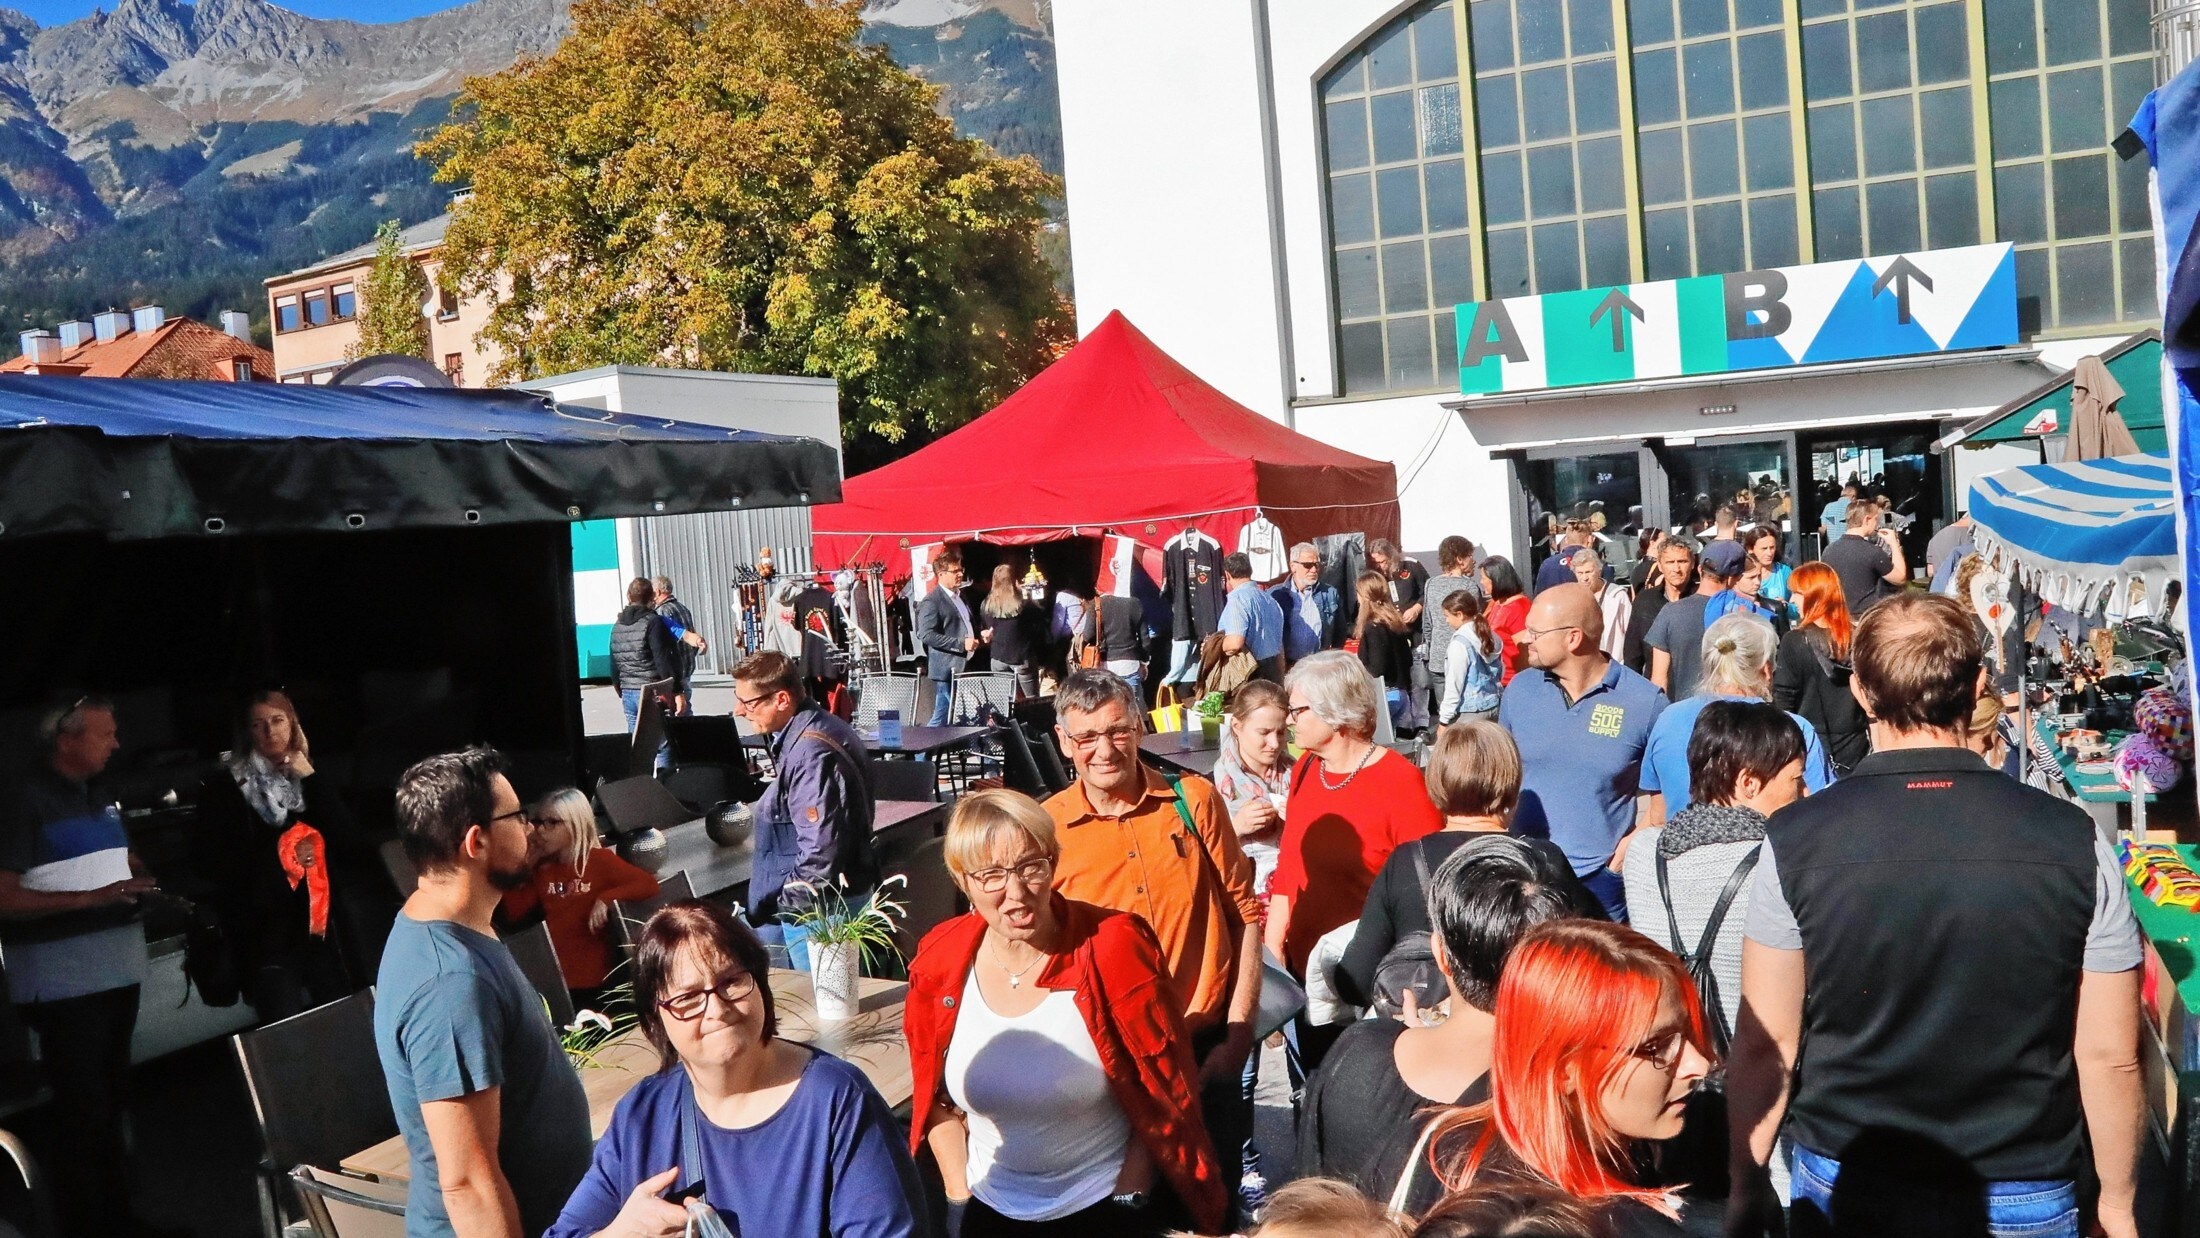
[374,747,591,1238]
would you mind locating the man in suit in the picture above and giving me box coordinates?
[915,549,977,725]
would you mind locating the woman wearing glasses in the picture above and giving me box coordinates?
[544,901,923,1238]
[906,790,1226,1237]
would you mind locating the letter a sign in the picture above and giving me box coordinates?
[1455,243,2017,396]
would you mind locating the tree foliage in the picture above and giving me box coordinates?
[349,219,433,360]
[419,0,1073,440]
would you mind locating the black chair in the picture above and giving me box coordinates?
[290,1165,403,1237]
[997,711,1051,797]
[612,870,696,955]
[232,992,398,1238]
[595,774,696,836]
[376,839,418,899]
[500,922,575,1028]
[867,757,940,803]
[1007,714,1070,795]
[0,1128,57,1238]
[885,836,961,963]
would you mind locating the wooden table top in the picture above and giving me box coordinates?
[340,970,911,1188]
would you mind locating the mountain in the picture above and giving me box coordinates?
[0,0,1060,347]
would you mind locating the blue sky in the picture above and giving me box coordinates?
[15,0,471,28]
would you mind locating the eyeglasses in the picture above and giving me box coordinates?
[964,856,1054,894]
[1062,725,1138,750]
[733,690,778,712]
[1520,623,1581,643]
[657,970,758,1021]
[1292,559,1321,569]
[1628,1029,1689,1072]
[489,807,530,829]
[1285,704,1314,722]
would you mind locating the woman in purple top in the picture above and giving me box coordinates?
[545,901,923,1238]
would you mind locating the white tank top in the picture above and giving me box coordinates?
[942,970,1131,1221]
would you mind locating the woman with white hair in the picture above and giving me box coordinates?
[1637,615,1836,819]
[1265,652,1443,1067]
[1569,547,1632,660]
[500,787,659,1011]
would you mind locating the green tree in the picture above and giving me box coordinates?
[347,219,432,360]
[419,0,1072,441]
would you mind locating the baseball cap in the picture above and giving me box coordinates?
[1701,540,1748,578]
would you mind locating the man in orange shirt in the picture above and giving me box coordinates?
[1045,669,1264,1204]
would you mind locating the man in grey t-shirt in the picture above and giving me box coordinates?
[1644,539,1742,702]
[374,747,590,1238]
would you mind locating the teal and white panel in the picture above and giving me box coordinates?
[572,519,623,678]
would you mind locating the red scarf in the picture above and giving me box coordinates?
[278,822,329,937]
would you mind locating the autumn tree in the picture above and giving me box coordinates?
[347,220,432,360]
[419,0,1072,441]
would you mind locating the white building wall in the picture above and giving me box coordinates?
[1293,393,1514,555]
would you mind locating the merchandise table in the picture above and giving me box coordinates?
[2122,845,2200,1235]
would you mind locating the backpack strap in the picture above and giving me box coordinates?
[1655,842,1688,959]
[1163,771,1243,933]
[1387,1114,1443,1217]
[1695,845,1762,968]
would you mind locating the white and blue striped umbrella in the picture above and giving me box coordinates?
[1968,452,2181,618]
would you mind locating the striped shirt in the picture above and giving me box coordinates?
[0,768,146,1003]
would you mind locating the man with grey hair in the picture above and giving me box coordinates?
[1043,669,1264,1199]
[1637,614,1833,819]
[650,574,708,716]
[1269,541,1338,666]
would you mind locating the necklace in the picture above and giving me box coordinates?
[1316,741,1376,792]
[987,937,1045,989]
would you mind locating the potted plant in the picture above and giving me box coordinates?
[558,983,638,1069]
[1196,690,1227,741]
[779,874,908,1021]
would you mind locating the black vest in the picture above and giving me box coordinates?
[1768,747,2102,1180]
[609,607,663,690]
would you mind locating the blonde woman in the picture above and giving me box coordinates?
[981,563,1046,700]
[500,788,659,1010]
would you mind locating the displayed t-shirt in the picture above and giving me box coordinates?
[0,768,146,1004]
[1821,534,1896,614]
[373,913,592,1238]
[1502,661,1668,876]
[1644,593,1715,700]
[1163,531,1226,641]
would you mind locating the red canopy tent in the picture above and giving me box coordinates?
[812,311,1400,569]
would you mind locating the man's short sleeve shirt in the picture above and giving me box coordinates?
[1500,661,1667,875]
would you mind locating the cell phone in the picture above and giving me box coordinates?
[668,1178,707,1205]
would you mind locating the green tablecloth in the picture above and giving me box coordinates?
[2035,715,2159,804]
[2126,844,2200,1021]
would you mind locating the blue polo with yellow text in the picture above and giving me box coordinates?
[1500,659,1668,875]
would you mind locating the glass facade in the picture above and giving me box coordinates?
[1319,0,2157,395]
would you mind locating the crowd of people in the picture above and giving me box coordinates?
[0,516,2153,1238]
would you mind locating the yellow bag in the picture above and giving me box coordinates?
[1149,704,1185,733]
[1153,684,1180,712]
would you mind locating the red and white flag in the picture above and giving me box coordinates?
[1094,534,1145,597]
[906,543,940,601]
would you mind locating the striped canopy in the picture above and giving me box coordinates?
[1968,452,2181,618]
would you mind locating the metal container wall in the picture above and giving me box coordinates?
[2161,1,2200,84]
[636,507,815,675]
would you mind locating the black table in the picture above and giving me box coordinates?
[1140,729,1224,778]
[634,798,948,902]
[860,724,996,758]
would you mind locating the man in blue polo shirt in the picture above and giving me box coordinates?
[1501,582,1668,920]
[1218,551,1285,683]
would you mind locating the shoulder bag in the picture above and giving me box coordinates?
[1164,771,1304,1039]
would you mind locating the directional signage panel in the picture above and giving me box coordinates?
[1455,242,2018,397]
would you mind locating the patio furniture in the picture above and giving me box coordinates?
[289,1165,403,1238]
[233,992,397,1238]
[499,922,575,1029]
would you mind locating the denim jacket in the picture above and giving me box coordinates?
[1270,580,1339,660]
[1440,627,1504,722]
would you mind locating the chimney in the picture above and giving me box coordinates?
[18,330,60,364]
[58,321,92,349]
[131,305,165,333]
[93,310,131,342]
[220,310,252,341]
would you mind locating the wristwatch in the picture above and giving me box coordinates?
[1110,1190,1150,1210]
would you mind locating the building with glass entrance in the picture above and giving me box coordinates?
[1052,0,2167,577]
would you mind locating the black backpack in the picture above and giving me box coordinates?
[1655,842,1761,1058]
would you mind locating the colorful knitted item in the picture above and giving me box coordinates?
[2136,687,2194,763]
[2115,732,2182,793]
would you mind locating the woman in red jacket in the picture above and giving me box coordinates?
[906,789,1226,1237]
[499,788,658,1012]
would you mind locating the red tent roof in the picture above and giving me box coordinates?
[812,311,1399,567]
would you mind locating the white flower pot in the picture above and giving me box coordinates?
[811,940,861,1022]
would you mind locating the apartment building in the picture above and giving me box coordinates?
[263,213,500,386]
[4,307,272,381]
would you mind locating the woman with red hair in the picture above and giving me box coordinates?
[1772,561,1869,774]
[1421,919,1711,1235]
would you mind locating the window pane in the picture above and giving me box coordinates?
[1641,128,1688,203]
[2113,60,2155,140]
[1749,195,1800,267]
[1861,95,1917,176]
[1866,179,1921,254]
[1484,149,1528,223]
[333,286,356,318]
[1738,32,1789,111]
[1689,119,1742,196]
[306,293,329,325]
[2052,155,2111,237]
[1478,75,1521,147]
[1695,200,1746,275]
[1384,240,1431,312]
[1995,163,2049,243]
[1736,0,1783,28]
[2015,245,2049,332]
[1518,0,1567,62]
[1647,207,1693,279]
[2122,237,2157,319]
[1332,173,1374,244]
[1415,6,1460,78]
[1570,0,1615,55]
[1584,214,1631,286]
[1815,184,1864,259]
[1634,48,1682,125]
[1533,220,1583,291]
[2056,242,2115,324]
[2118,141,2151,232]
[1925,173,1979,247]
[1341,320,1386,392]
[1914,4,1969,84]
[277,303,300,331]
[1379,165,1425,236]
[1983,0,2038,74]
[1808,103,1857,180]
[1427,159,1470,230]
[1436,308,1459,376]
[1631,0,1675,45]
[1744,112,1794,190]
[1855,12,1912,93]
[1432,234,1477,305]
[2047,68,2104,154]
[1528,143,1578,217]
[1574,59,1620,133]
[1521,67,1572,142]
[1800,0,1844,15]
[1803,22,1853,101]
[1372,91,1418,163]
[1337,247,1381,317]
[1327,99,1369,170]
[2042,0,2102,65]
[1473,0,1515,70]
[1488,227,1532,295]
[1369,21,1415,89]
[1325,57,1365,101]
[1989,77,2042,159]
[1578,136,1627,210]
[2110,0,2151,55]
[1919,87,1975,168]
[1680,0,1731,38]
[1685,40,1737,119]
[1422,84,1465,156]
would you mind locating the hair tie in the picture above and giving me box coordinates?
[1714,637,1738,654]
